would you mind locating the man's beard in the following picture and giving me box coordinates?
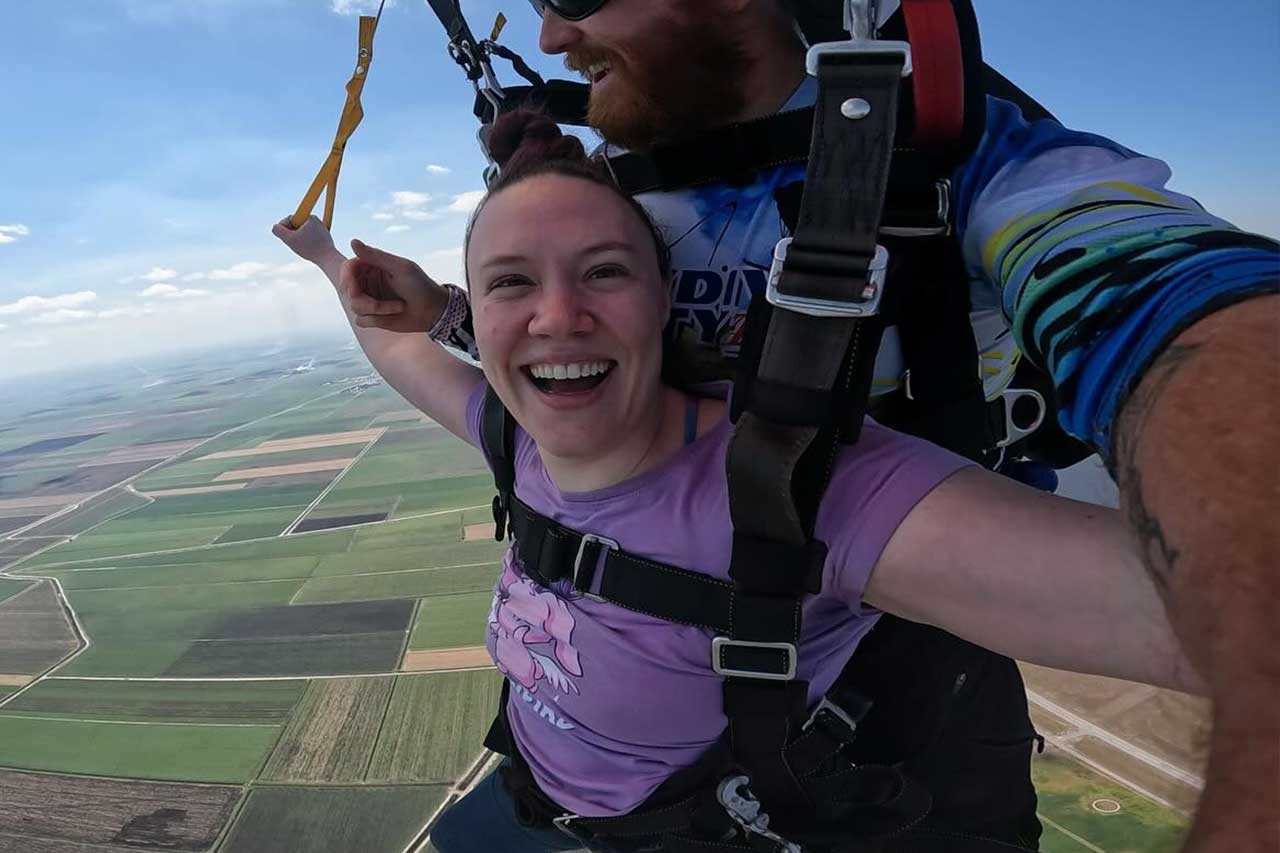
[573,18,751,151]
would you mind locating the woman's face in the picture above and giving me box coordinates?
[467,173,670,462]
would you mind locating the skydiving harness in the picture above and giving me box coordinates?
[463,3,1052,850]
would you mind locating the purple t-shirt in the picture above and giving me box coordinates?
[464,384,970,817]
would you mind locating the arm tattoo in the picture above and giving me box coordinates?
[1114,342,1203,594]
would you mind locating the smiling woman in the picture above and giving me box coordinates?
[272,110,1201,853]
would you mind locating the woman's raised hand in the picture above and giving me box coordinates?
[342,239,448,334]
[272,215,338,264]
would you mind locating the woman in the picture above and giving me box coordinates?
[275,113,1200,853]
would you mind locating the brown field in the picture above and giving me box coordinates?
[141,483,247,498]
[462,523,496,542]
[1020,663,1209,774]
[260,676,395,783]
[80,440,203,466]
[202,429,383,459]
[0,675,33,687]
[0,581,79,674]
[370,409,429,424]
[214,458,354,482]
[0,768,240,852]
[401,647,492,673]
[0,494,93,512]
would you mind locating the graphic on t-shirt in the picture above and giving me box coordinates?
[489,558,584,696]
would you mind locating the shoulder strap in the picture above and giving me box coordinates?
[480,384,516,540]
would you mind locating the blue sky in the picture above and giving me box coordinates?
[1,0,1276,378]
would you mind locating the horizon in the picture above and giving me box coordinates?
[2,0,1277,379]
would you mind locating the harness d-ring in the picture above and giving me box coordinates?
[290,0,386,229]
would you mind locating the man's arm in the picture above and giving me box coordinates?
[1114,295,1279,852]
[955,97,1280,850]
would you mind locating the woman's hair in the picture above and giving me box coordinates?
[463,109,672,286]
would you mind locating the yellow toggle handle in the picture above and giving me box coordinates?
[291,13,381,230]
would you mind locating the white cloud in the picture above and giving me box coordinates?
[140,283,210,299]
[97,306,155,320]
[182,272,206,281]
[421,246,465,285]
[141,266,178,282]
[385,225,411,233]
[29,309,94,325]
[426,164,451,175]
[0,323,6,330]
[0,290,98,316]
[0,224,30,245]
[401,209,440,221]
[372,212,395,221]
[446,190,486,215]
[331,0,394,14]
[391,191,432,208]
[208,261,272,281]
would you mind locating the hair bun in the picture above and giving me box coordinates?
[488,109,588,172]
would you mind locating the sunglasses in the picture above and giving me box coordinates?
[527,0,610,22]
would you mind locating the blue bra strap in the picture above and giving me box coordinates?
[684,397,699,446]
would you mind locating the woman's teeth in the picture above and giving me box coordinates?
[529,361,613,380]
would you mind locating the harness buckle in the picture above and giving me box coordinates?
[803,696,860,744]
[573,533,618,600]
[766,238,888,319]
[996,387,1047,448]
[712,637,798,681]
[551,813,588,841]
[716,775,803,853]
[806,37,912,78]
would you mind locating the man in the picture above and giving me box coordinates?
[356,1,1278,848]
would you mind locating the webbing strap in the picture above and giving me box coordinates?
[290,7,383,229]
[722,50,904,812]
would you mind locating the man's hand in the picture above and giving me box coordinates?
[1114,294,1279,852]
[341,239,448,334]
[272,215,338,265]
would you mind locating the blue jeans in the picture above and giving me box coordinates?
[428,761,586,853]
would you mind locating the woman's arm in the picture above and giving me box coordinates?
[864,466,1205,694]
[272,217,482,441]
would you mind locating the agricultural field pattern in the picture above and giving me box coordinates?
[0,337,1207,853]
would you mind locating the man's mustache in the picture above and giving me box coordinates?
[564,49,616,77]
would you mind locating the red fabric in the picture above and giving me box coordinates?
[903,0,965,148]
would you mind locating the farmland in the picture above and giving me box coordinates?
[0,338,1204,852]
[0,340,505,852]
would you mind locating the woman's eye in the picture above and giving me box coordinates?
[489,276,530,292]
[587,264,626,280]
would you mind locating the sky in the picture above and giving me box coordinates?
[1,0,1277,380]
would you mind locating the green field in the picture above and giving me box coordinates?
[18,486,153,538]
[0,715,282,783]
[0,578,32,605]
[262,676,395,783]
[367,670,503,784]
[1034,751,1188,852]
[219,784,449,853]
[409,591,495,650]
[4,678,307,723]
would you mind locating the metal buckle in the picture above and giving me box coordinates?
[806,38,912,78]
[716,776,803,853]
[996,387,1047,449]
[711,637,798,681]
[573,533,617,600]
[881,179,952,238]
[552,813,587,840]
[804,696,859,738]
[766,238,888,319]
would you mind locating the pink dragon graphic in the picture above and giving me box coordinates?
[489,558,584,695]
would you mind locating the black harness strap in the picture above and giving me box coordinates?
[720,47,904,815]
